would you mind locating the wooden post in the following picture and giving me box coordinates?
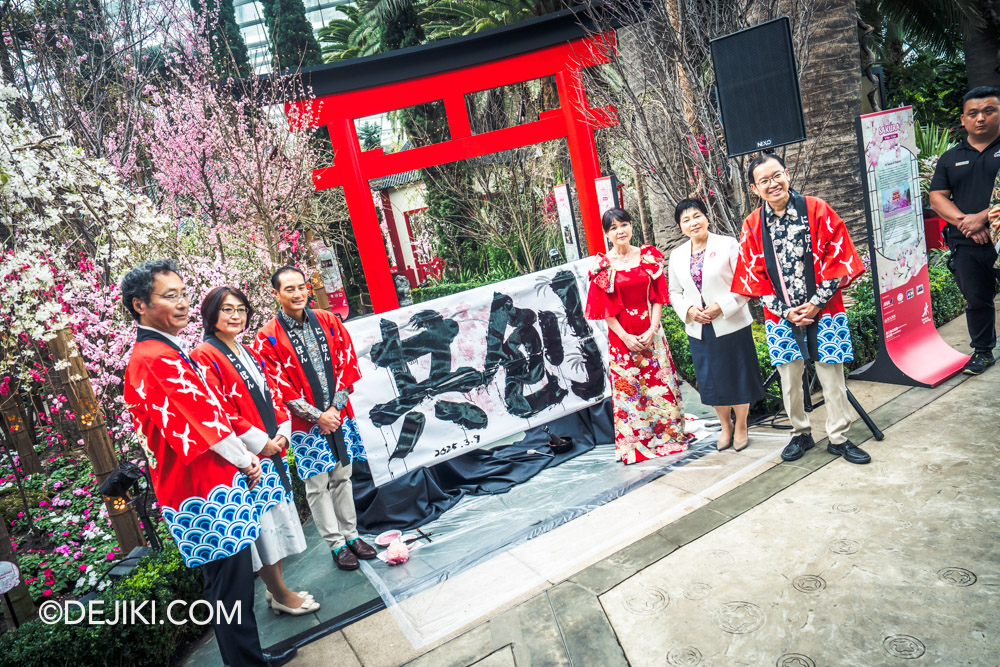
[48,329,145,553]
[304,230,331,310]
[0,393,42,475]
[0,510,35,625]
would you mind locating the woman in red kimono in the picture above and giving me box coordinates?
[586,208,694,464]
[191,286,319,616]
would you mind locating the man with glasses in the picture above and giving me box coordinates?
[121,259,291,666]
[254,266,376,571]
[732,155,871,465]
[930,86,1000,375]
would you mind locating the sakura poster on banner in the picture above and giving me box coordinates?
[553,184,581,262]
[852,106,967,386]
[344,259,610,487]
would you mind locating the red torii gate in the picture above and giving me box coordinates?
[285,32,617,313]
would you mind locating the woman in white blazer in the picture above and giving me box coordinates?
[668,199,765,450]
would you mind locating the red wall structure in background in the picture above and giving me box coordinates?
[285,33,617,313]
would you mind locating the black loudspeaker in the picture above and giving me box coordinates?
[710,17,806,157]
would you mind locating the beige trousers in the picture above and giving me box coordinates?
[776,359,854,445]
[303,461,358,551]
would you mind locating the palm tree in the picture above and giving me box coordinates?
[858,0,999,89]
[318,2,381,61]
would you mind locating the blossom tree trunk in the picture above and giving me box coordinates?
[0,393,42,475]
[48,329,145,553]
[0,511,35,626]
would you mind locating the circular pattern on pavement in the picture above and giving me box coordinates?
[683,583,713,600]
[829,538,861,555]
[833,501,859,514]
[792,575,826,593]
[938,567,977,587]
[776,654,815,667]
[883,635,926,659]
[623,586,669,615]
[666,646,703,666]
[716,601,765,634]
[708,549,735,565]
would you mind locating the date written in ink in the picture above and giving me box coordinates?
[434,435,481,457]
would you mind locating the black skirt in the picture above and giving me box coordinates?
[689,323,766,407]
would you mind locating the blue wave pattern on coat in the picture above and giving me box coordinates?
[765,313,853,366]
[254,456,294,512]
[290,418,366,480]
[161,472,261,567]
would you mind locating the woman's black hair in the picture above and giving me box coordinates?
[601,207,632,232]
[201,285,255,336]
[120,258,180,322]
[746,153,786,185]
[674,198,708,226]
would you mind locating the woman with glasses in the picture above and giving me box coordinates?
[668,199,764,451]
[731,154,870,465]
[191,286,319,616]
[586,207,694,464]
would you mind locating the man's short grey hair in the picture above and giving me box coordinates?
[120,259,181,322]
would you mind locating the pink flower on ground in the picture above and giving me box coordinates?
[106,552,115,561]
[43,589,52,597]
[385,540,409,565]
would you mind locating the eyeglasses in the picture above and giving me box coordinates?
[220,307,248,316]
[153,292,190,303]
[755,171,787,188]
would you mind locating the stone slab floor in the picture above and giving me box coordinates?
[599,359,999,666]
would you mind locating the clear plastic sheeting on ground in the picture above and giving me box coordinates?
[359,421,790,648]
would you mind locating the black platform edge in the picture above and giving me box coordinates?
[263,597,386,661]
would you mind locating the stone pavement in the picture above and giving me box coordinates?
[275,310,1000,666]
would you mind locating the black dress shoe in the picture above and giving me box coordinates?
[348,537,377,560]
[333,546,359,570]
[827,439,871,464]
[781,433,815,461]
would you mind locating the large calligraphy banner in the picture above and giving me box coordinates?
[345,259,609,487]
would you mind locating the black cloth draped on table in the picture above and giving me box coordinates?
[351,398,614,533]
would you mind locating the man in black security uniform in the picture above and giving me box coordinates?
[930,86,1000,375]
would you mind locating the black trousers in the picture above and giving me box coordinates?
[950,243,1000,352]
[202,547,267,667]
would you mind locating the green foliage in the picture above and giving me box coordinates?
[412,281,492,303]
[318,3,381,61]
[357,122,382,151]
[926,251,967,326]
[258,0,323,69]
[883,50,967,130]
[915,122,957,205]
[0,544,205,667]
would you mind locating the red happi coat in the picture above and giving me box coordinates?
[253,309,363,480]
[124,336,260,567]
[190,341,294,512]
[731,196,865,321]
[190,341,293,456]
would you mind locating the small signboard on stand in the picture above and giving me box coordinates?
[850,106,968,386]
[595,175,619,251]
[313,240,350,321]
[0,561,21,627]
[553,184,581,262]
